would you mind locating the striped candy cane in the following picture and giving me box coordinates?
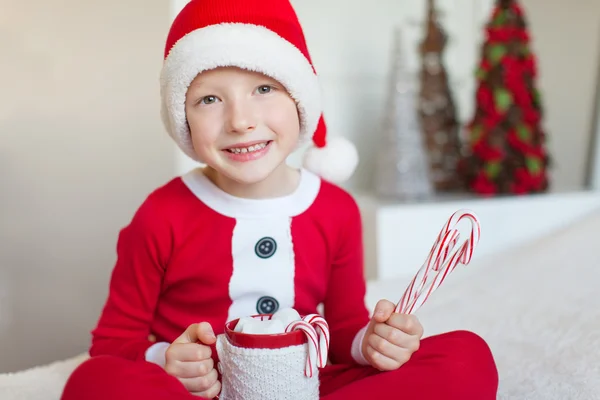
[396,209,481,315]
[285,320,320,377]
[302,314,330,368]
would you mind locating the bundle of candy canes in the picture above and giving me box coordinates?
[396,209,481,314]
[234,308,329,378]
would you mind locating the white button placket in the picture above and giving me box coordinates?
[226,216,295,322]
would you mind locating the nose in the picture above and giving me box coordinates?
[226,99,257,135]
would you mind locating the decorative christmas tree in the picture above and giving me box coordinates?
[418,0,463,192]
[376,27,434,200]
[459,0,550,196]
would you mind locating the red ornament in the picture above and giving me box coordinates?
[517,29,530,42]
[523,108,540,124]
[471,172,497,196]
[480,58,492,72]
[512,85,532,108]
[487,27,511,42]
[476,85,495,113]
[473,142,504,162]
[509,180,530,195]
[507,129,526,152]
[511,4,524,17]
[523,56,537,76]
[482,111,503,129]
[525,146,546,160]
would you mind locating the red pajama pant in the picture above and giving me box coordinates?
[61,330,498,399]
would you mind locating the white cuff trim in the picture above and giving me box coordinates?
[145,341,170,368]
[351,325,370,366]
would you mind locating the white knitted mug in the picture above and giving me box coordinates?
[216,314,320,400]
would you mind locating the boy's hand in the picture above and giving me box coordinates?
[361,299,424,371]
[164,322,221,398]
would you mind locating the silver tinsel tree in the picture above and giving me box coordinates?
[376,27,434,200]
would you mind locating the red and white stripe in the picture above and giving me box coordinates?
[396,209,481,315]
[301,314,330,368]
[285,320,320,377]
[250,312,331,376]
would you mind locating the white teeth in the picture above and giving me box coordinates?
[227,142,268,154]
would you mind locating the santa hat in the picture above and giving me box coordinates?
[160,0,359,183]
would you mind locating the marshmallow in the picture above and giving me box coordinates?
[241,319,285,335]
[271,308,302,327]
[233,316,256,333]
[232,308,303,335]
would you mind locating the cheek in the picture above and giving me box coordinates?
[271,102,300,140]
[187,111,221,148]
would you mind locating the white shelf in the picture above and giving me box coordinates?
[356,190,600,281]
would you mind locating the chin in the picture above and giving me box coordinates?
[221,163,280,185]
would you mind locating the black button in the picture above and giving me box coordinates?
[256,296,279,314]
[255,237,277,259]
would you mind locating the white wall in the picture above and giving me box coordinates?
[0,0,174,372]
[589,46,600,190]
[523,0,600,192]
[592,106,600,190]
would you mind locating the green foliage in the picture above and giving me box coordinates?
[526,157,542,175]
[476,67,487,80]
[488,44,507,64]
[492,10,506,26]
[494,88,513,112]
[470,124,484,144]
[517,124,531,142]
[485,161,502,178]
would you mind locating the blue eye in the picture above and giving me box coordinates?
[200,95,218,105]
[257,85,272,94]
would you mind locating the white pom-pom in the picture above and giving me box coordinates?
[302,136,359,183]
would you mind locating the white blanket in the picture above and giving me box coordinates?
[2,209,600,400]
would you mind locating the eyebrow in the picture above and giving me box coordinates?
[188,79,206,89]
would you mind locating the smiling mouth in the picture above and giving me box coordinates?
[224,141,272,154]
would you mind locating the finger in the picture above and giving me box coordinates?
[165,343,212,363]
[367,330,406,363]
[180,368,219,393]
[191,380,222,399]
[364,344,405,371]
[174,322,216,345]
[165,358,214,379]
[374,322,420,353]
[196,322,217,345]
[373,299,396,323]
[387,313,424,337]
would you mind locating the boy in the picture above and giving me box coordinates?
[61,0,498,398]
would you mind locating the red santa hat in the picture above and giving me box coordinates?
[160,0,359,183]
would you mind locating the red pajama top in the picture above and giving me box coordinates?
[89,168,370,365]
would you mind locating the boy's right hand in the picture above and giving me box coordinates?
[164,322,221,398]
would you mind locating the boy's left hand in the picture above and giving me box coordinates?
[361,299,424,371]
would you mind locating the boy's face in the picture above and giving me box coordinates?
[185,67,300,185]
